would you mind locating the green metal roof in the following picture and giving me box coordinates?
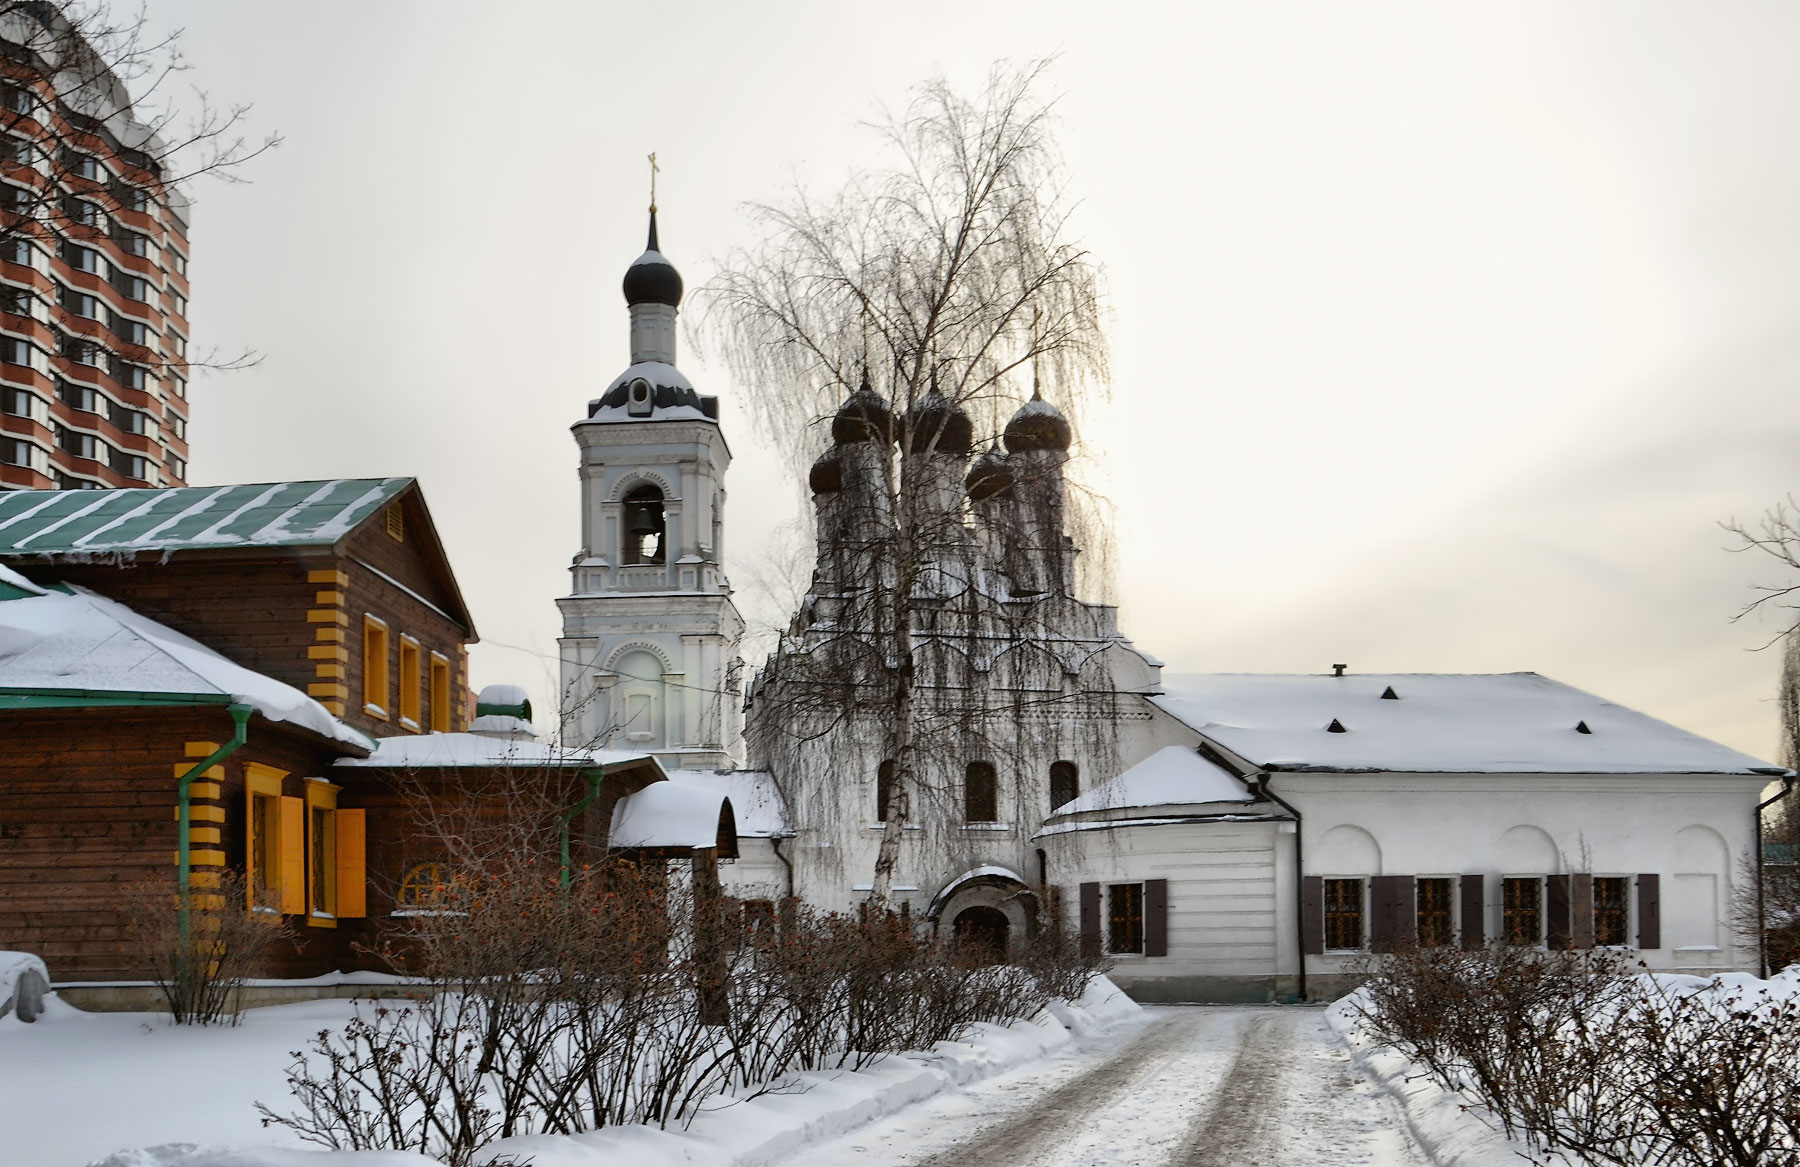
[0,479,412,556]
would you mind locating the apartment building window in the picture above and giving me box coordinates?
[110,402,147,434]
[398,635,422,730]
[67,154,106,183]
[1,238,30,265]
[67,198,105,229]
[113,227,147,256]
[165,410,185,441]
[60,241,99,273]
[2,436,47,471]
[109,448,145,480]
[61,287,98,318]
[1594,877,1631,946]
[55,425,95,459]
[170,332,185,357]
[168,371,185,399]
[429,652,451,732]
[2,84,33,115]
[111,268,145,301]
[168,247,187,276]
[110,313,145,346]
[0,134,29,165]
[60,334,99,366]
[1108,883,1145,954]
[113,183,146,212]
[117,361,148,390]
[164,451,185,479]
[1324,878,1366,950]
[171,291,186,316]
[362,615,390,719]
[1416,877,1455,947]
[1504,877,1544,946]
[1,385,45,419]
[0,285,27,315]
[57,379,95,412]
[0,336,28,366]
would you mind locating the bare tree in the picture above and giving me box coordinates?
[701,61,1116,908]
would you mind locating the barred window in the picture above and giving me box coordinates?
[1108,883,1144,954]
[1324,878,1365,950]
[1594,877,1630,946]
[1417,877,1454,947]
[1504,877,1543,946]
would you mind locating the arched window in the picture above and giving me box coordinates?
[396,861,459,912]
[1050,760,1079,811]
[622,484,666,564]
[964,761,997,823]
[876,759,897,822]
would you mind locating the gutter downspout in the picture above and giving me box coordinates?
[561,765,606,891]
[1255,771,1306,1003]
[1756,774,1795,978]
[770,834,796,900]
[178,703,253,934]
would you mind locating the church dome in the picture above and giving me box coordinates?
[808,446,843,494]
[831,380,894,445]
[965,446,1012,501]
[1003,393,1072,453]
[622,211,684,308]
[902,390,973,456]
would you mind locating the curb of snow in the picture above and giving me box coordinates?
[86,977,1142,1167]
[1324,991,1531,1167]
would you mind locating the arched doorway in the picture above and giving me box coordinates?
[953,905,1010,963]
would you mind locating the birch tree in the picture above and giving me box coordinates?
[702,61,1109,907]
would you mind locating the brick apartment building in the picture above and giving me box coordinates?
[0,6,191,492]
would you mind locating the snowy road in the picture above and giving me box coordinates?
[784,1006,1429,1167]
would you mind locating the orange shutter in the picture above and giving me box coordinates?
[278,796,305,915]
[335,809,366,918]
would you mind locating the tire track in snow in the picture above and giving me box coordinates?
[905,1009,1217,1167]
[1172,1012,1290,1166]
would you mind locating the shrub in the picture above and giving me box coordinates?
[126,869,294,1025]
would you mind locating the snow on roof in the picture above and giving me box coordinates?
[665,769,788,837]
[1154,673,1787,776]
[0,479,411,556]
[610,781,732,850]
[0,584,371,750]
[1053,746,1253,816]
[333,734,609,770]
[0,564,45,597]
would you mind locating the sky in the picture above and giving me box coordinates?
[145,0,1800,762]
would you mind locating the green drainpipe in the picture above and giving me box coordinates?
[560,765,606,891]
[178,704,253,931]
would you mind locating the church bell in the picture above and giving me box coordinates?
[624,500,662,538]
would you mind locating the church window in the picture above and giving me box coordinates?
[1107,883,1144,954]
[1324,878,1365,950]
[876,759,897,821]
[1049,760,1079,811]
[964,761,997,823]
[1594,877,1630,946]
[1416,877,1454,947]
[622,484,666,564]
[1503,877,1543,946]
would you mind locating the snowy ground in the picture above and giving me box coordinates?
[782,1006,1429,1167]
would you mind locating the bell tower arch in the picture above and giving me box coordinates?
[556,208,744,769]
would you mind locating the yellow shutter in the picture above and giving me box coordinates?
[335,808,366,918]
[278,796,305,915]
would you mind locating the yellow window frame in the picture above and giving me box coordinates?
[362,615,390,720]
[429,651,451,732]
[304,779,340,927]
[243,762,288,913]
[398,634,422,730]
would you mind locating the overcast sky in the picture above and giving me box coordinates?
[150,1,1800,762]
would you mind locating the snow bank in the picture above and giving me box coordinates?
[68,977,1137,1167]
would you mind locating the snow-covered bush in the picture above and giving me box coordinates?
[256,860,1102,1165]
[1355,947,1800,1166]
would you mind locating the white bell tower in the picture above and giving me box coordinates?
[556,206,744,770]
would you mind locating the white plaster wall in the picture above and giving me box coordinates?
[719,837,788,903]
[1276,772,1768,976]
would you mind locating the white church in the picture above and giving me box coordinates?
[558,215,1789,1002]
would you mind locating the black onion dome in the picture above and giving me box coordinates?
[965,446,1012,501]
[622,210,684,308]
[808,446,843,494]
[1003,394,1072,453]
[903,390,973,456]
[831,380,894,445]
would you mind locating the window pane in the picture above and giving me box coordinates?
[1594,877,1630,946]
[1050,760,1078,811]
[1504,877,1542,946]
[876,759,896,821]
[964,762,997,822]
[1324,878,1364,950]
[1108,883,1144,954]
[1417,878,1454,947]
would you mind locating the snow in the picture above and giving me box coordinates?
[332,733,623,770]
[475,682,529,707]
[1155,672,1788,775]
[0,976,1137,1167]
[666,768,789,837]
[0,950,48,1015]
[924,865,1030,917]
[610,781,730,848]
[1049,745,1252,816]
[0,584,372,750]
[0,562,45,594]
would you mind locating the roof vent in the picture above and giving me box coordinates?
[1332,663,1348,677]
[1326,718,1348,733]
[1575,720,1592,735]
[1380,686,1398,700]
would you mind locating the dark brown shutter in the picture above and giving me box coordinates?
[1079,881,1101,959]
[1547,875,1572,949]
[1461,874,1485,950]
[1144,879,1168,957]
[1571,873,1595,949]
[1302,876,1324,956]
[1637,874,1661,950]
[1370,875,1413,951]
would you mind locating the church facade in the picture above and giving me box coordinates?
[559,216,1787,1001]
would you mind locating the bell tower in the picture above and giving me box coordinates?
[556,204,744,769]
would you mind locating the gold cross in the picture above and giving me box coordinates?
[648,152,659,213]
